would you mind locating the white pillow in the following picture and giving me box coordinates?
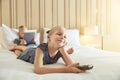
[12,28,37,34]
[0,27,10,49]
[66,29,81,47]
[43,28,50,43]
[35,33,40,46]
[43,28,81,47]
[2,24,19,48]
[12,28,40,46]
[12,28,18,33]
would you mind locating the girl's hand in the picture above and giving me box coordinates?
[63,40,67,47]
[59,40,67,49]
[65,63,86,73]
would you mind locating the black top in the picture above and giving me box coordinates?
[17,43,62,65]
[38,43,62,64]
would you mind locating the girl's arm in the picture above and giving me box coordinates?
[58,39,78,66]
[59,47,74,66]
[34,48,66,74]
[34,48,83,74]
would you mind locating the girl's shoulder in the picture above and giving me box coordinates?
[37,43,48,51]
[38,43,47,47]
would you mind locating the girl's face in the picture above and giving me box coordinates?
[48,28,67,48]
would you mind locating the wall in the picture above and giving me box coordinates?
[2,0,119,52]
[111,0,120,35]
[103,35,120,52]
[1,0,110,31]
[103,0,120,52]
[0,0,1,25]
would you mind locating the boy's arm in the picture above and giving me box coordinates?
[33,38,36,44]
[20,39,27,45]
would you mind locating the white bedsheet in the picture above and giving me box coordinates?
[0,46,120,80]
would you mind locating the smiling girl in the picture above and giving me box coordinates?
[17,26,85,74]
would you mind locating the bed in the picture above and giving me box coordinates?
[0,24,120,80]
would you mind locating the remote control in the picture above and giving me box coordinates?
[76,64,93,70]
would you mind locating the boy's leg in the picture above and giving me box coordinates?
[14,45,27,51]
[14,50,22,56]
[10,45,27,51]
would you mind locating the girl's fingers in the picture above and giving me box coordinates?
[68,63,79,67]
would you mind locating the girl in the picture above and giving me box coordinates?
[17,26,85,74]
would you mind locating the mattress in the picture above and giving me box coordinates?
[0,46,120,80]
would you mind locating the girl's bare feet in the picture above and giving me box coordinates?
[67,48,74,54]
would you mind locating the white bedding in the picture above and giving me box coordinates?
[0,46,120,80]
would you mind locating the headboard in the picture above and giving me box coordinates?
[38,28,44,43]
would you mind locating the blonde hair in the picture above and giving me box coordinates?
[48,26,65,36]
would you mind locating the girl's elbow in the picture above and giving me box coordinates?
[34,67,44,74]
[34,68,39,74]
